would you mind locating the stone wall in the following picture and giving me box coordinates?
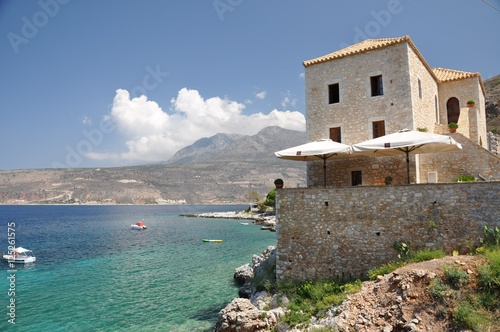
[488,132,500,155]
[407,45,439,131]
[419,133,500,182]
[305,42,414,145]
[437,77,487,148]
[275,182,500,281]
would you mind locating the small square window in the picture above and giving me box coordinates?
[329,127,341,143]
[372,120,385,138]
[370,75,383,97]
[328,83,339,104]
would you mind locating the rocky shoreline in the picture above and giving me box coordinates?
[214,246,287,332]
[180,210,276,232]
[213,251,486,332]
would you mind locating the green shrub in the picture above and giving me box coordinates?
[367,249,445,280]
[453,297,491,331]
[278,279,361,327]
[429,278,448,302]
[367,261,406,280]
[478,292,499,310]
[478,247,500,293]
[453,175,475,182]
[264,188,276,207]
[393,241,411,260]
[410,249,446,263]
[274,178,284,185]
[444,264,469,289]
[479,226,500,247]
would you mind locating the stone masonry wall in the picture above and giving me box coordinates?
[305,42,413,145]
[275,182,500,281]
[406,45,439,131]
[437,77,486,148]
[419,133,500,182]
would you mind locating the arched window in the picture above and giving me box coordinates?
[446,97,460,124]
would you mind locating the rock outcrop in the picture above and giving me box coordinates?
[234,263,253,286]
[215,254,486,332]
[215,246,280,331]
[213,297,286,332]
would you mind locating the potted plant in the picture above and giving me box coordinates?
[384,176,393,185]
[448,122,458,133]
[274,178,284,189]
[466,100,475,108]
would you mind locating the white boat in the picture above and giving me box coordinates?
[131,220,147,230]
[2,247,36,264]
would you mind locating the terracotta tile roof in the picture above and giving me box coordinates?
[433,68,485,96]
[432,67,481,81]
[303,35,485,95]
[303,35,415,67]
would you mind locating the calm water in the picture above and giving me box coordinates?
[0,205,276,331]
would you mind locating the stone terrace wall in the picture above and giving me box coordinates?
[275,183,500,281]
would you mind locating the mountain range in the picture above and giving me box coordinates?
[0,126,306,205]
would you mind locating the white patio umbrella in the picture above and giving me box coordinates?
[352,129,462,184]
[274,139,353,187]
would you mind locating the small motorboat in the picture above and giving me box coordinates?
[2,247,36,264]
[202,239,223,243]
[131,220,147,230]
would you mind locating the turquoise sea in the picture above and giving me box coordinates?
[0,205,276,331]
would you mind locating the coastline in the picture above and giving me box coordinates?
[180,210,277,232]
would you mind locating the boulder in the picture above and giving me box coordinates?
[234,263,253,285]
[213,298,282,332]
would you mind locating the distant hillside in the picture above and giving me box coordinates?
[0,126,306,205]
[485,74,500,133]
[166,133,243,164]
[205,126,307,163]
[166,126,306,164]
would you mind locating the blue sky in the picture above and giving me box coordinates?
[1,0,499,170]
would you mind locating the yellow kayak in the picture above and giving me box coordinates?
[202,239,223,243]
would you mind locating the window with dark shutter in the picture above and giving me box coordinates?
[329,127,341,143]
[372,120,385,138]
[328,83,340,104]
[370,75,383,96]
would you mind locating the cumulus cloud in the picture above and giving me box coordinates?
[86,88,305,165]
[281,91,297,108]
[255,91,267,100]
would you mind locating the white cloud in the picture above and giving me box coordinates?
[255,91,267,100]
[86,88,305,165]
[281,91,297,108]
[299,73,305,79]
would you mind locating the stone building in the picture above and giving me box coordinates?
[275,36,500,282]
[303,35,495,186]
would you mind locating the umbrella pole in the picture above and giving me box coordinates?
[323,158,327,187]
[406,151,410,184]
